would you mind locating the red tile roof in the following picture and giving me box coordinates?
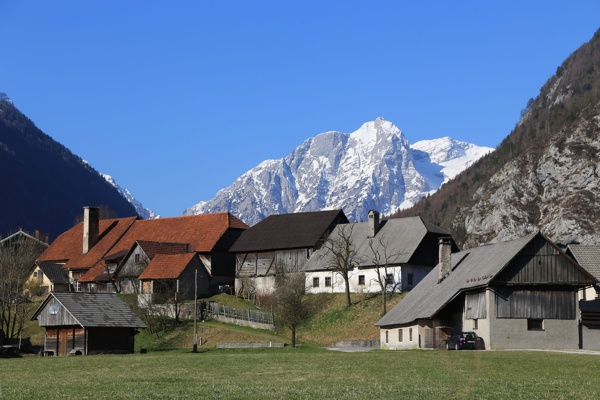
[40,212,247,283]
[37,216,138,271]
[138,253,197,280]
[107,213,248,256]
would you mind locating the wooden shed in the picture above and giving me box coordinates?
[31,292,146,356]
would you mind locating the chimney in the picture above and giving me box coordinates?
[368,210,380,238]
[438,237,453,283]
[83,206,100,254]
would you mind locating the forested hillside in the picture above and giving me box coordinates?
[394,29,600,248]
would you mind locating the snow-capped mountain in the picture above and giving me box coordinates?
[0,92,12,104]
[101,173,158,220]
[184,118,493,225]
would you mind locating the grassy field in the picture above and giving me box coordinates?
[1,347,599,399]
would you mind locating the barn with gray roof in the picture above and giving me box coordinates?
[230,210,348,295]
[31,292,146,356]
[376,232,597,350]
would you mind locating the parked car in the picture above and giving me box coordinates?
[445,331,484,350]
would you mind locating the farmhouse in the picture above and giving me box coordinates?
[30,292,146,356]
[566,244,600,300]
[34,207,248,297]
[376,232,597,350]
[230,210,348,296]
[303,211,458,294]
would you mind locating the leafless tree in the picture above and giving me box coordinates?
[366,236,402,316]
[272,265,311,348]
[322,224,361,307]
[0,234,46,344]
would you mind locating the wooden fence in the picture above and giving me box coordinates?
[205,302,274,329]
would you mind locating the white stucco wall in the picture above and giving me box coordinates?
[379,323,422,350]
[306,264,433,294]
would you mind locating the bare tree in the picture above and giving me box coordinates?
[322,224,360,307]
[0,234,46,344]
[366,237,402,316]
[272,265,311,348]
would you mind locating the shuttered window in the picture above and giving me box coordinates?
[465,292,487,319]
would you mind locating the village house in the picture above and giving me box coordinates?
[376,232,597,350]
[31,292,146,356]
[566,244,600,301]
[230,210,348,296]
[33,207,248,300]
[303,211,458,294]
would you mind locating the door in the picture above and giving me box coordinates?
[59,329,68,356]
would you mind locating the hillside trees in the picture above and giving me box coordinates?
[322,224,361,307]
[0,235,46,344]
[366,237,401,316]
[272,265,311,348]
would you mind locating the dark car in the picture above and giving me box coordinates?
[445,331,484,350]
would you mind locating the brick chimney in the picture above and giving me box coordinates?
[368,210,380,238]
[83,206,100,254]
[438,237,453,283]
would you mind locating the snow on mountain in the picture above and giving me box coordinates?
[0,92,13,104]
[101,173,158,219]
[411,137,493,183]
[184,118,493,225]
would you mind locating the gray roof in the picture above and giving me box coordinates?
[303,216,453,271]
[37,262,70,285]
[31,292,146,328]
[567,244,600,280]
[376,233,540,327]
[229,210,348,252]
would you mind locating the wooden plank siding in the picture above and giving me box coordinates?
[496,289,576,319]
[44,327,86,356]
[37,298,79,326]
[236,249,312,277]
[495,235,591,285]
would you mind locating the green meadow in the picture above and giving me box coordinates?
[1,347,599,399]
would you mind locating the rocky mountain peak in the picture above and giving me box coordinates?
[184,119,492,225]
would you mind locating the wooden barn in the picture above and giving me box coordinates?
[230,210,348,296]
[31,292,146,356]
[376,232,597,350]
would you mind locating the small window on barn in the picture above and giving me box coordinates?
[135,254,141,263]
[358,275,365,286]
[48,304,59,315]
[398,329,403,342]
[473,319,478,330]
[313,277,319,288]
[325,277,331,287]
[409,328,413,342]
[407,273,413,286]
[37,271,44,284]
[527,319,544,331]
[385,330,389,344]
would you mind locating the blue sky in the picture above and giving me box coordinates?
[1,1,599,217]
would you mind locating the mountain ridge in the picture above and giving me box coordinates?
[184,118,492,225]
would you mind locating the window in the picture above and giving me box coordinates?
[385,274,394,285]
[407,273,413,286]
[385,330,389,344]
[313,277,319,288]
[37,270,43,284]
[135,254,141,263]
[473,319,478,330]
[528,319,544,331]
[358,275,365,286]
[48,304,59,315]
[325,277,331,287]
[409,328,413,341]
[398,329,403,342]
